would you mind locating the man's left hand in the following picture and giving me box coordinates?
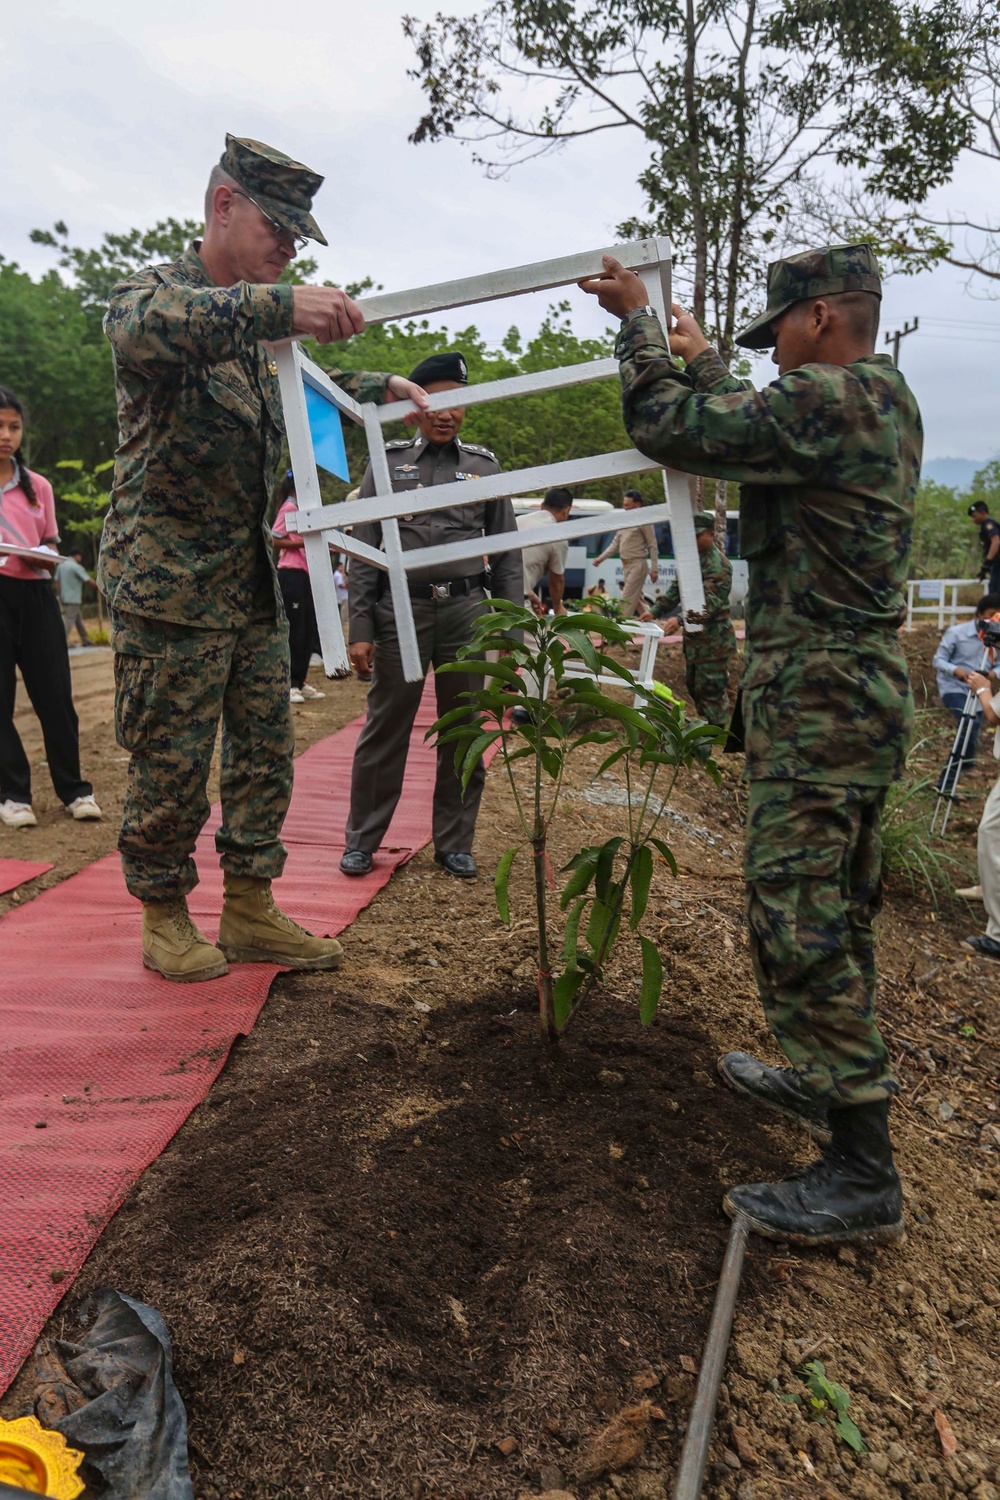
[578,255,650,320]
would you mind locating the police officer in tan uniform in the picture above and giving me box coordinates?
[341,352,523,879]
[593,488,659,617]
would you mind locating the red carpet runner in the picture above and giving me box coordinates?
[0,859,53,897]
[0,691,454,1394]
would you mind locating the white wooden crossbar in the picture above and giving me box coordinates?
[277,239,707,683]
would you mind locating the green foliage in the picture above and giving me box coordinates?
[431,601,723,1039]
[0,257,117,476]
[55,459,114,565]
[800,1362,866,1454]
[880,737,971,905]
[306,301,631,501]
[405,0,974,356]
[912,480,981,580]
[30,219,201,330]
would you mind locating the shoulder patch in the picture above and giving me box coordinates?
[457,441,498,460]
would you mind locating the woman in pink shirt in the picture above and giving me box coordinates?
[0,388,101,828]
[271,471,326,704]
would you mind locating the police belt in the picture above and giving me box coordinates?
[405,573,489,602]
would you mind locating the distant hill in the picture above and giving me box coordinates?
[922,457,990,491]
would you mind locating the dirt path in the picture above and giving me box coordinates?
[2,629,999,1500]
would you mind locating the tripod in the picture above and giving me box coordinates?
[931,643,993,835]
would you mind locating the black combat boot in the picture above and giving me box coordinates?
[723,1099,904,1247]
[718,1050,831,1142]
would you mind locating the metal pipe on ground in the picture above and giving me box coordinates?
[672,1214,750,1500]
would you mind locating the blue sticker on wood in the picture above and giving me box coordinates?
[304,384,350,482]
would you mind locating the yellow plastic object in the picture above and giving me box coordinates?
[0,1416,85,1498]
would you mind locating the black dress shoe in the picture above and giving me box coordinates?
[963,933,1000,960]
[340,849,373,876]
[510,706,533,726]
[723,1099,904,1247]
[718,1050,831,1142]
[435,852,478,878]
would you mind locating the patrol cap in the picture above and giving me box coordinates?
[735,243,882,351]
[693,510,716,533]
[969,501,989,515]
[220,134,328,247]
[408,351,469,387]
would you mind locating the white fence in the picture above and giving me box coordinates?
[276,239,711,681]
[905,579,980,630]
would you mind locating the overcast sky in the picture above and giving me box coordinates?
[3,0,999,463]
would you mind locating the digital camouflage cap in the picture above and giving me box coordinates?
[220,134,328,247]
[735,244,881,351]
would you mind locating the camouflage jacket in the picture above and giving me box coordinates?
[654,541,735,662]
[100,243,393,628]
[616,315,922,785]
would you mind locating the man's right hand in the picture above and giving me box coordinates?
[349,641,374,674]
[955,667,970,682]
[290,286,366,343]
[666,303,710,364]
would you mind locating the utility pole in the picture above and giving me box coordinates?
[885,317,919,366]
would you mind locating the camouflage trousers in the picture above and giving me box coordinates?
[112,610,294,902]
[745,778,896,1105]
[684,651,732,728]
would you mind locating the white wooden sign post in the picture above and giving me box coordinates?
[275,238,707,682]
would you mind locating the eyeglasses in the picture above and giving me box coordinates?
[231,188,309,252]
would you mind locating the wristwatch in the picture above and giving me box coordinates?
[622,304,656,325]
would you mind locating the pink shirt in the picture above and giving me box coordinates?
[0,466,60,581]
[272,498,309,573]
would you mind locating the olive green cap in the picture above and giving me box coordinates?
[220,134,328,247]
[692,510,716,533]
[735,243,881,351]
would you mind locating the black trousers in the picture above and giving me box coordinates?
[278,569,318,689]
[0,575,91,806]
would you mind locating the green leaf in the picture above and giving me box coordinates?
[557,629,601,674]
[539,745,563,780]
[460,730,501,791]
[494,846,517,925]
[595,837,624,903]
[649,836,678,876]
[562,896,589,961]
[835,1413,866,1454]
[638,935,664,1024]
[560,854,599,909]
[629,844,654,929]
[552,966,585,1029]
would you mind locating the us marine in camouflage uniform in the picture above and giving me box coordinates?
[582,244,921,1247]
[648,509,735,727]
[100,134,429,983]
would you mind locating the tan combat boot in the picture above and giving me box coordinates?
[142,897,229,983]
[217,874,344,970]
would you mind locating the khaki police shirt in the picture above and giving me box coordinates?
[348,434,524,643]
[518,508,569,595]
[617,521,659,563]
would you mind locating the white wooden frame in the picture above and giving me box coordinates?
[276,239,706,681]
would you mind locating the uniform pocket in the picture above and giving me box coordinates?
[112,616,167,754]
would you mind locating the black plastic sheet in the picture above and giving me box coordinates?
[35,1290,193,1500]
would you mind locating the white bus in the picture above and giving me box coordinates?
[512,497,747,614]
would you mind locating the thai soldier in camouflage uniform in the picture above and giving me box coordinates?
[647,509,735,727]
[582,244,921,1247]
[100,134,429,983]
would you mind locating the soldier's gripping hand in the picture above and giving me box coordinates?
[350,641,375,675]
[290,285,367,342]
[664,303,709,365]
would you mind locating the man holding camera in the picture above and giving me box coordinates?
[962,605,1000,961]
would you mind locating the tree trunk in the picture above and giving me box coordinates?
[684,0,708,326]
